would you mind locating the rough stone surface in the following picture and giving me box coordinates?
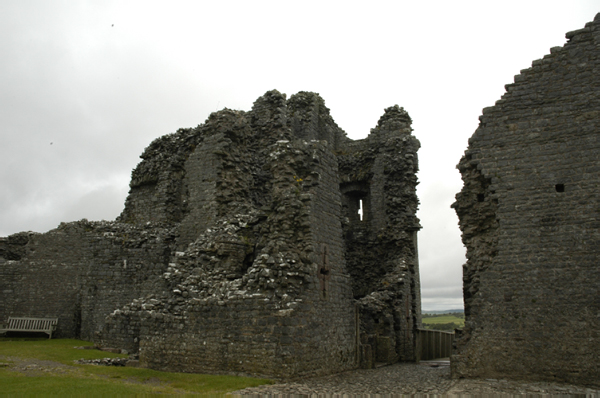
[338,105,421,364]
[0,221,176,341]
[232,362,600,396]
[0,90,421,379]
[452,14,600,386]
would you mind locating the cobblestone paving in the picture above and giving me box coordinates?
[231,362,600,397]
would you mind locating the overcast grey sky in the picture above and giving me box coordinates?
[1,1,597,311]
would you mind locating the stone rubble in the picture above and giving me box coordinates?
[74,357,130,366]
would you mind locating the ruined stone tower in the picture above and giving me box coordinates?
[0,90,421,378]
[452,15,600,386]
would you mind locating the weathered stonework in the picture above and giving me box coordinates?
[0,90,421,379]
[337,106,421,365]
[452,15,600,386]
[0,221,176,341]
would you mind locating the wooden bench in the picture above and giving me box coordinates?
[0,317,58,339]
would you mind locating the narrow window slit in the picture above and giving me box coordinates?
[555,184,565,193]
[358,199,364,221]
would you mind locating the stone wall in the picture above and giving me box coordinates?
[78,222,176,341]
[338,105,422,364]
[0,229,83,337]
[452,14,600,386]
[0,221,174,339]
[102,140,357,378]
[1,90,421,379]
[118,128,201,225]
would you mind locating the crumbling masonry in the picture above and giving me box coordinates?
[0,91,421,378]
[452,15,600,386]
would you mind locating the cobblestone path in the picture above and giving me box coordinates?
[232,362,599,397]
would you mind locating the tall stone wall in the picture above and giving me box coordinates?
[1,89,421,379]
[102,140,357,378]
[452,14,600,386]
[337,105,421,364]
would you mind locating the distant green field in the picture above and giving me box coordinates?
[422,315,464,326]
[421,314,464,331]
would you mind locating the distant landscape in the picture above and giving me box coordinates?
[422,309,464,314]
[421,310,464,331]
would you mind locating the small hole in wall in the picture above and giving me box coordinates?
[477,194,485,202]
[555,184,565,193]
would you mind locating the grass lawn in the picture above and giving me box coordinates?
[0,337,272,396]
[421,315,465,327]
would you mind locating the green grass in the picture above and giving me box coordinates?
[421,315,464,331]
[0,338,272,396]
[422,315,464,326]
[0,338,127,363]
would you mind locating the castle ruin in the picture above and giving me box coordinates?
[0,90,421,378]
[452,14,600,386]
[4,14,598,385]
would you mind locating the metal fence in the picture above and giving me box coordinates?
[416,328,455,361]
